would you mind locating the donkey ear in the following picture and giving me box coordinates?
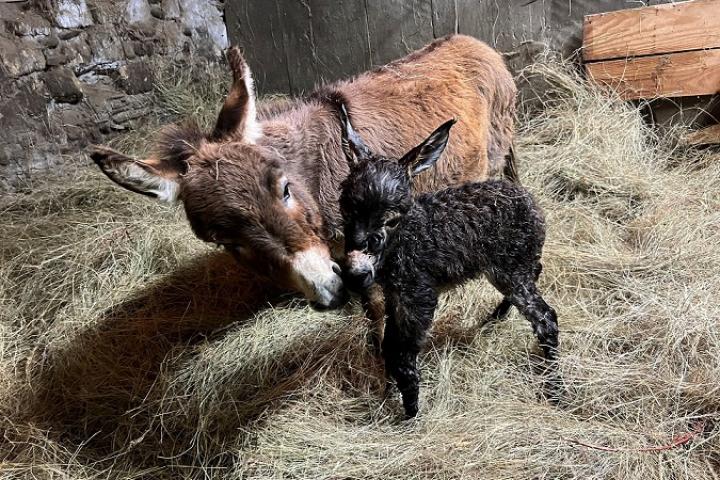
[89,145,183,203]
[400,119,456,177]
[211,46,261,143]
[338,103,371,163]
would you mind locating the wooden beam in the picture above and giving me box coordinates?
[583,0,720,61]
[682,124,720,146]
[586,49,720,100]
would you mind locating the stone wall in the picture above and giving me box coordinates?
[0,0,227,191]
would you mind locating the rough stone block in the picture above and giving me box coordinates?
[0,35,46,78]
[54,32,92,66]
[48,102,94,142]
[4,13,52,37]
[3,74,48,117]
[116,61,154,94]
[125,0,152,24]
[44,66,84,103]
[42,33,60,49]
[150,5,164,19]
[161,0,181,19]
[178,0,227,56]
[86,24,125,63]
[55,0,94,29]
[45,49,67,66]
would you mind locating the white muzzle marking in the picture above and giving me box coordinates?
[290,246,344,307]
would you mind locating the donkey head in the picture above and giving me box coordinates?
[90,47,346,308]
[339,105,455,290]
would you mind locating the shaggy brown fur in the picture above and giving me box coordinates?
[89,35,517,308]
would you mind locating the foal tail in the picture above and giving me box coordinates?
[503,143,521,184]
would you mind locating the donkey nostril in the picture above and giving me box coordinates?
[332,263,342,276]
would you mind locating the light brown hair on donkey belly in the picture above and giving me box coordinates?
[88,34,517,308]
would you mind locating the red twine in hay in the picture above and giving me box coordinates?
[565,420,706,453]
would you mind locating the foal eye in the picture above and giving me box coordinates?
[367,232,383,251]
[385,216,401,228]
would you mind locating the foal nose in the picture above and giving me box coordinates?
[357,269,373,289]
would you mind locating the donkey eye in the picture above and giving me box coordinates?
[283,182,291,202]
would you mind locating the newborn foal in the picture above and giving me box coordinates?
[338,107,559,418]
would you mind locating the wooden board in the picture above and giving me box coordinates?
[586,49,720,100]
[583,0,720,61]
[364,0,435,67]
[682,124,720,145]
[309,0,372,85]
[224,1,291,94]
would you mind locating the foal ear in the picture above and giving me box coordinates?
[211,46,261,143]
[339,103,372,164]
[400,119,456,177]
[89,145,183,203]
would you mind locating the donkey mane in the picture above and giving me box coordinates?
[150,122,206,172]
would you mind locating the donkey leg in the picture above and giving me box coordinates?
[360,284,388,394]
[510,280,559,361]
[383,284,437,418]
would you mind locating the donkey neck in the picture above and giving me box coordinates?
[259,102,332,170]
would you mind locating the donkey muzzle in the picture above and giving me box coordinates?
[290,246,348,309]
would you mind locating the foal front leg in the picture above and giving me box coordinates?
[382,284,437,418]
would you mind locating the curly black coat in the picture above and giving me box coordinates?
[339,108,559,418]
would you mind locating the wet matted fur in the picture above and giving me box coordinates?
[339,111,558,417]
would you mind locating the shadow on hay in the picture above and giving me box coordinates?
[13,246,562,465]
[16,250,365,458]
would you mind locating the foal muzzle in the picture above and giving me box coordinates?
[343,250,376,292]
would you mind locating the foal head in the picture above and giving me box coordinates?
[338,105,455,290]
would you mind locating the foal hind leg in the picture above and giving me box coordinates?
[485,272,514,323]
[511,280,564,402]
[509,280,559,361]
[489,297,513,321]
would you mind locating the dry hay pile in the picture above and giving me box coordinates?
[1,61,719,479]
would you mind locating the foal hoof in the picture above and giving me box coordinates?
[402,408,418,420]
[402,400,419,419]
[542,369,568,407]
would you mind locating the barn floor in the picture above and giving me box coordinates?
[1,62,719,479]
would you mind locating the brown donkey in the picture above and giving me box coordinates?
[89,34,517,308]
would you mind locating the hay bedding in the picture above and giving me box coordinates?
[1,62,719,479]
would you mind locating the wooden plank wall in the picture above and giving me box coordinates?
[584,0,720,99]
[226,0,674,95]
[584,0,720,60]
